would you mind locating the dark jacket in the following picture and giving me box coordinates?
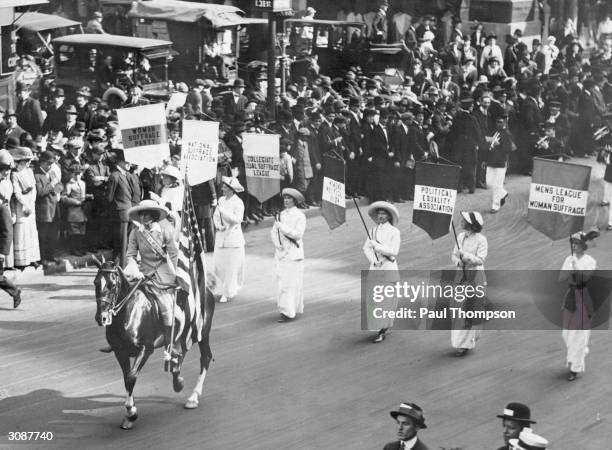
[16,97,44,136]
[486,128,514,167]
[383,438,429,450]
[107,169,134,222]
[43,104,67,133]
[0,195,13,255]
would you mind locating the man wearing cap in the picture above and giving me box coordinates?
[16,83,43,138]
[508,429,548,450]
[35,150,62,263]
[384,402,429,450]
[85,11,106,34]
[496,402,536,450]
[224,79,248,116]
[43,88,67,134]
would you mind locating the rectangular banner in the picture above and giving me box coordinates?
[242,133,281,203]
[181,120,219,186]
[117,103,169,169]
[412,162,461,240]
[321,154,346,230]
[527,158,591,240]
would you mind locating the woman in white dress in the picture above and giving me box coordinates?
[451,211,488,356]
[212,176,245,303]
[560,231,598,381]
[271,188,306,322]
[11,147,40,268]
[159,165,184,241]
[363,201,400,343]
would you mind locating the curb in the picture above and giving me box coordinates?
[43,250,114,276]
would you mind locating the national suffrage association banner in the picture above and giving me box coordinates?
[181,120,219,186]
[527,158,591,240]
[117,103,169,169]
[242,133,280,202]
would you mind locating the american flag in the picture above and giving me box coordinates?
[176,182,206,349]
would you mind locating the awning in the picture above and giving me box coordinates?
[128,0,245,27]
[15,12,81,32]
[2,0,47,7]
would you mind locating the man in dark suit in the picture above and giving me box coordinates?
[42,88,68,134]
[15,82,43,137]
[106,150,135,267]
[363,108,393,202]
[383,402,429,450]
[472,92,493,188]
[83,142,110,250]
[223,78,248,117]
[0,150,21,308]
[35,150,62,263]
[449,97,481,193]
[393,112,420,200]
[2,110,25,148]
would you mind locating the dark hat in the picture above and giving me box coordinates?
[495,111,509,120]
[278,109,293,122]
[441,69,452,78]
[76,87,91,97]
[233,120,246,132]
[549,100,561,108]
[297,127,311,136]
[65,104,78,115]
[349,96,361,107]
[487,32,497,40]
[497,403,536,424]
[38,150,56,163]
[15,81,31,92]
[233,78,246,88]
[54,88,65,97]
[194,78,206,87]
[403,76,415,86]
[400,112,414,122]
[390,402,427,428]
[279,137,292,147]
[5,136,19,149]
[5,109,17,118]
[90,97,102,105]
[69,162,86,173]
[86,129,105,142]
[363,108,378,117]
[110,148,125,162]
[333,116,347,125]
[91,142,107,154]
[75,121,86,132]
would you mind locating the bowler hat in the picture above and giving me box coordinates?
[233,78,246,88]
[75,121,86,132]
[497,403,536,424]
[87,129,105,142]
[368,201,399,226]
[4,109,17,118]
[389,402,426,428]
[38,150,55,163]
[4,136,19,149]
[54,88,65,97]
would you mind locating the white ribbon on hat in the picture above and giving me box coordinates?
[504,408,514,416]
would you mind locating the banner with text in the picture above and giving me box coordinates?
[242,133,281,202]
[321,154,346,230]
[527,158,591,240]
[117,103,169,169]
[412,162,461,240]
[181,120,219,186]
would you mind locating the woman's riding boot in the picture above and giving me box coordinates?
[163,325,174,361]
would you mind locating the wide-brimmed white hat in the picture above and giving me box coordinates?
[508,430,548,450]
[160,165,181,180]
[128,199,169,222]
[368,201,399,226]
[461,211,484,227]
[281,188,305,205]
[222,176,244,193]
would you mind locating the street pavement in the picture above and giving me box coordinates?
[0,158,611,449]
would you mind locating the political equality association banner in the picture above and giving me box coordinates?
[117,103,169,169]
[412,162,461,240]
[181,120,219,186]
[242,133,280,202]
[321,154,345,229]
[527,157,591,240]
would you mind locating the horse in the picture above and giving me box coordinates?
[93,257,215,429]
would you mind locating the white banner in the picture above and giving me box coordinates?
[322,176,345,207]
[117,103,169,169]
[413,184,457,215]
[181,120,219,186]
[528,183,588,216]
[242,133,280,203]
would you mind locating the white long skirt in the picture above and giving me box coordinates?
[13,216,40,266]
[451,326,483,349]
[275,259,304,318]
[213,247,245,299]
[562,329,591,373]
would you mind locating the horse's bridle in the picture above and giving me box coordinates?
[96,267,121,326]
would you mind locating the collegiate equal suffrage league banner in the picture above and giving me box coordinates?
[412,162,461,240]
[117,103,169,169]
[527,158,591,240]
[242,133,280,202]
[321,154,345,230]
[181,120,219,186]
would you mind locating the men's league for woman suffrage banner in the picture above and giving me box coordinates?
[181,120,219,186]
[412,162,461,240]
[117,103,169,169]
[527,158,591,240]
[242,133,280,202]
[321,155,346,230]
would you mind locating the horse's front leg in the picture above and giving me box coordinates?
[120,345,152,430]
[184,340,213,409]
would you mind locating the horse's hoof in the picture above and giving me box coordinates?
[173,376,184,393]
[184,399,199,409]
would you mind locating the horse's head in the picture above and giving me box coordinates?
[93,257,128,327]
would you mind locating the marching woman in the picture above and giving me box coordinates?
[212,176,245,303]
[559,231,598,381]
[271,188,306,322]
[451,211,488,356]
[363,201,400,343]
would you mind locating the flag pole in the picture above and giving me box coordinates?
[353,197,379,262]
[451,219,466,281]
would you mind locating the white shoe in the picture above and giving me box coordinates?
[219,296,228,303]
[163,350,171,361]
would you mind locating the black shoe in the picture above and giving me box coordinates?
[600,201,610,207]
[276,313,293,323]
[476,183,487,189]
[372,332,386,343]
[99,346,113,353]
[454,348,469,357]
[500,193,509,207]
[567,371,578,381]
[12,288,21,308]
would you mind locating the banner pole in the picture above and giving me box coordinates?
[353,197,379,262]
[451,220,466,281]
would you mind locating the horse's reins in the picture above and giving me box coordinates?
[99,268,151,317]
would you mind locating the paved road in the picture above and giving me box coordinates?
[1,159,611,449]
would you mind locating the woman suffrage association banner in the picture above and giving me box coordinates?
[181,120,219,186]
[412,162,461,240]
[117,103,169,169]
[527,158,591,240]
[242,133,280,202]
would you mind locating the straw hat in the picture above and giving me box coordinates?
[508,430,548,450]
[128,199,169,222]
[389,402,427,429]
[222,176,244,193]
[160,165,181,181]
[368,201,399,226]
[461,211,484,227]
[281,188,305,205]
